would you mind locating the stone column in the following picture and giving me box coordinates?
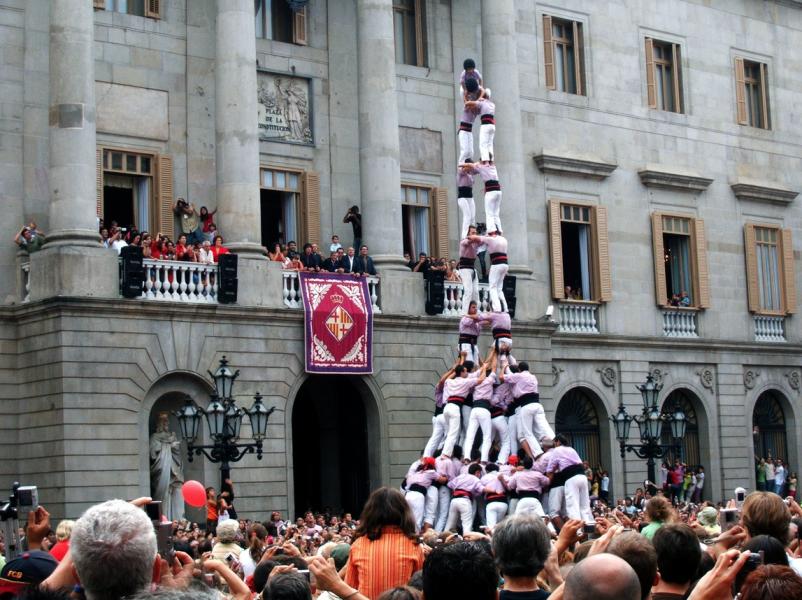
[31,0,117,301]
[356,0,405,269]
[46,0,100,247]
[214,0,263,258]
[481,0,531,276]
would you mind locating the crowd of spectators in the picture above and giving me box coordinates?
[755,454,797,497]
[2,483,802,600]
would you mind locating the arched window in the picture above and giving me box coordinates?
[660,390,700,467]
[753,391,787,462]
[556,388,601,469]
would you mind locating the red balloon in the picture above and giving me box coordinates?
[182,480,206,507]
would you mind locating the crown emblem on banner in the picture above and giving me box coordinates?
[331,294,344,304]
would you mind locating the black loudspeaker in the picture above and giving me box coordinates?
[218,253,238,304]
[425,270,445,315]
[503,275,517,319]
[120,245,145,298]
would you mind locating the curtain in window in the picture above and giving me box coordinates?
[666,235,692,301]
[756,243,781,311]
[555,44,565,91]
[414,207,429,256]
[578,224,591,300]
[282,192,296,245]
[136,177,149,233]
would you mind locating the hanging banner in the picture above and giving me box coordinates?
[299,272,374,374]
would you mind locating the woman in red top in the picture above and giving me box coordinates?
[206,486,218,535]
[211,235,230,262]
[175,234,189,261]
[344,487,424,599]
[200,206,217,233]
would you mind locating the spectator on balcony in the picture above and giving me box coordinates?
[174,198,203,245]
[163,241,177,261]
[342,247,357,274]
[412,253,430,274]
[108,227,128,254]
[354,245,377,277]
[446,260,461,282]
[285,254,304,271]
[211,236,229,262]
[301,243,322,272]
[268,243,285,263]
[100,227,109,246]
[679,291,691,306]
[330,235,343,253]
[287,240,300,259]
[175,234,189,261]
[204,222,219,244]
[343,206,362,251]
[323,251,345,273]
[199,206,217,234]
[14,224,46,253]
[198,240,215,265]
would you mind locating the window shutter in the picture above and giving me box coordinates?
[548,200,564,300]
[651,213,668,307]
[593,206,612,302]
[157,155,174,239]
[433,187,449,259]
[735,57,748,125]
[781,228,796,314]
[573,21,585,96]
[302,170,320,246]
[293,7,308,46]
[744,224,760,312]
[671,43,683,113]
[543,15,555,90]
[694,218,711,308]
[145,0,161,19]
[759,62,770,129]
[93,0,105,9]
[645,38,657,109]
[96,148,104,217]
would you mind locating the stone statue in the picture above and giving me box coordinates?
[150,412,185,521]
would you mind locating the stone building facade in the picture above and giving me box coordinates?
[0,0,800,520]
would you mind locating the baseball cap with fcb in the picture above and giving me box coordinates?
[0,551,58,597]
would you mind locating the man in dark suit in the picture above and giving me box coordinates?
[301,243,322,271]
[353,245,377,276]
[341,246,357,273]
[322,251,344,273]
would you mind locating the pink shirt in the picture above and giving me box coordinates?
[467,163,498,182]
[436,456,460,481]
[545,445,583,474]
[443,373,479,399]
[459,315,481,337]
[434,382,445,408]
[474,235,507,255]
[482,311,511,333]
[503,369,539,397]
[491,381,513,411]
[406,469,440,488]
[448,473,485,497]
[475,98,495,117]
[459,238,479,259]
[507,470,550,493]
[533,451,551,474]
[457,169,476,188]
[473,372,497,401]
[481,472,505,495]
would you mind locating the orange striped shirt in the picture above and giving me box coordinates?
[344,526,424,599]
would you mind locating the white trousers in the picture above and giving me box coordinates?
[459,268,478,315]
[508,411,519,456]
[491,415,510,464]
[565,474,595,524]
[457,197,476,239]
[436,486,451,531]
[548,486,564,518]
[516,497,546,518]
[424,485,439,526]
[459,342,479,365]
[406,490,426,531]
[463,406,492,462]
[441,402,462,457]
[518,402,555,457]
[488,263,509,312]
[458,130,474,163]
[484,190,502,233]
[445,497,474,533]
[459,404,472,449]
[485,501,508,529]
[423,413,446,457]
[479,123,495,162]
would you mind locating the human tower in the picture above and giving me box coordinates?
[403,60,594,535]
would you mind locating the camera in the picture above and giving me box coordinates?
[1,482,38,562]
[734,486,746,509]
[720,508,739,532]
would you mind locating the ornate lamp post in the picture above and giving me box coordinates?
[611,374,687,486]
[175,356,275,484]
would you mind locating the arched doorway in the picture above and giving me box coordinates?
[753,390,788,462]
[660,390,701,467]
[291,376,374,518]
[555,387,606,470]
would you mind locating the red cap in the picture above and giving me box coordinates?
[423,457,436,468]
[507,455,519,466]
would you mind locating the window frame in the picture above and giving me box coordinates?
[260,166,305,246]
[744,222,795,316]
[94,0,160,19]
[735,56,770,129]
[392,0,427,68]
[97,145,159,233]
[645,37,683,113]
[254,0,307,46]
[542,14,587,96]
[651,211,710,309]
[548,199,611,303]
[400,182,434,258]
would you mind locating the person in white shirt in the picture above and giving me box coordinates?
[692,466,704,502]
[198,240,215,264]
[109,228,128,254]
[329,235,342,253]
[775,460,786,495]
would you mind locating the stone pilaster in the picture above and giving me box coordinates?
[356,0,405,270]
[481,0,531,276]
[214,0,263,258]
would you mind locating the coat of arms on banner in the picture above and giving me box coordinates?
[299,273,374,373]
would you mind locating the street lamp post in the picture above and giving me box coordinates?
[611,374,687,487]
[175,356,275,485]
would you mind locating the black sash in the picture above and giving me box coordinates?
[458,186,473,198]
[481,114,495,125]
[408,484,427,494]
[518,393,540,407]
[490,252,508,265]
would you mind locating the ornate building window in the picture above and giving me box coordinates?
[735,57,770,129]
[651,212,710,308]
[660,390,700,467]
[753,391,788,462]
[744,224,796,315]
[556,388,601,469]
[255,0,308,45]
[393,0,427,67]
[260,168,319,247]
[645,38,683,113]
[543,15,586,95]
[401,183,448,259]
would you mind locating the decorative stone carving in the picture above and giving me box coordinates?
[743,370,761,390]
[649,368,667,386]
[596,366,617,391]
[257,72,313,144]
[552,365,565,386]
[696,368,715,393]
[785,370,800,392]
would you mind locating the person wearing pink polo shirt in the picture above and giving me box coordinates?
[457,167,477,240]
[459,301,482,360]
[546,434,594,525]
[405,457,446,532]
[462,161,502,235]
[463,351,498,464]
[501,455,550,517]
[490,377,512,464]
[480,309,513,357]
[481,463,508,529]
[445,463,493,533]
[470,231,509,313]
[439,359,480,458]
[434,448,462,532]
[458,227,481,315]
[501,362,555,460]
[465,89,495,164]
